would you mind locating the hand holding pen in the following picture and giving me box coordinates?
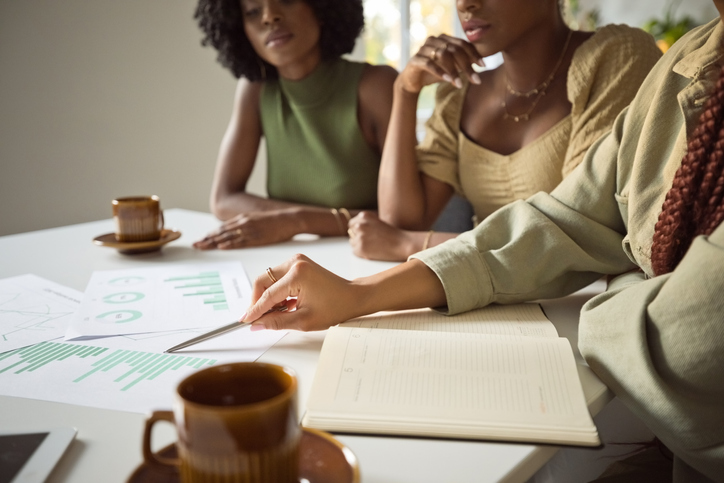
[164,268,291,353]
[165,260,350,352]
[244,256,362,332]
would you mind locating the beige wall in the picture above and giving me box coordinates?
[0,0,261,236]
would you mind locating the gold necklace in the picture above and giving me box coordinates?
[502,29,573,122]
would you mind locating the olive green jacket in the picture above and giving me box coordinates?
[412,18,724,482]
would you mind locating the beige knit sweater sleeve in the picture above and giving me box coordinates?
[415,82,466,195]
[563,24,662,176]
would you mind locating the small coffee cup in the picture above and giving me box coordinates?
[143,362,300,483]
[112,195,164,242]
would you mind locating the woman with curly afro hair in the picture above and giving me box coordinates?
[193,0,396,250]
[243,1,724,481]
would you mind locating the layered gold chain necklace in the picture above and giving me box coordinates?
[501,29,573,123]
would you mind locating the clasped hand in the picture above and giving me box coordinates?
[347,212,418,261]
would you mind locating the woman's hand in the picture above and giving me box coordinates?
[398,34,484,94]
[193,209,302,250]
[244,254,362,331]
[347,212,418,261]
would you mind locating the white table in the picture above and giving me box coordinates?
[0,209,614,483]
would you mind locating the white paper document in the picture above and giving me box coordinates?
[1,270,287,413]
[0,274,82,353]
[0,326,287,414]
[68,262,251,338]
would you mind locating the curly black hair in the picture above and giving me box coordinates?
[194,0,364,81]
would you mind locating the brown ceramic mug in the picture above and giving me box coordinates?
[112,195,164,242]
[142,362,300,483]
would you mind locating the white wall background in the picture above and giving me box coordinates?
[0,0,720,236]
[0,0,245,236]
[580,0,717,28]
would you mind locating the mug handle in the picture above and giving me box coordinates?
[143,410,180,469]
[158,210,165,233]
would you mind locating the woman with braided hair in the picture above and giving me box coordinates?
[242,4,724,481]
[650,72,724,276]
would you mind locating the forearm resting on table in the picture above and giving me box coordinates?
[211,191,299,220]
[212,192,355,237]
[398,231,459,259]
[353,259,447,315]
[246,258,447,331]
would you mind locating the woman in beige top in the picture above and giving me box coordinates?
[347,0,661,261]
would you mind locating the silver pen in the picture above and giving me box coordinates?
[163,305,288,353]
[164,320,252,353]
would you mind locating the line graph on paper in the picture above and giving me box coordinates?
[0,274,82,353]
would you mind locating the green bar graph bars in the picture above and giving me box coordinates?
[165,271,228,311]
[0,341,216,391]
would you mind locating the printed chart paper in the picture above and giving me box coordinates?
[68,262,251,338]
[0,326,288,414]
[0,274,82,353]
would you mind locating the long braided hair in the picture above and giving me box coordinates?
[651,64,724,276]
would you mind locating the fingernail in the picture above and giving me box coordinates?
[454,77,463,89]
[239,312,247,322]
[443,74,454,84]
[250,324,265,332]
[470,73,481,84]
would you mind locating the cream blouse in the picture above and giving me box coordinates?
[416,24,662,223]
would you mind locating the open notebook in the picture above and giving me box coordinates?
[302,304,600,447]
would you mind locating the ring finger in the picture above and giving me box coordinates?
[426,37,480,85]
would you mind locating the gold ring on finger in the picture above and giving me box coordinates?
[266,267,278,284]
[433,45,445,61]
[234,228,243,237]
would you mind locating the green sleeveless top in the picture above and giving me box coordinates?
[260,59,380,209]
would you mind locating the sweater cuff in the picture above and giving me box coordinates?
[409,237,493,315]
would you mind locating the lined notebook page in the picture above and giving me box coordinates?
[307,326,594,431]
[341,304,557,338]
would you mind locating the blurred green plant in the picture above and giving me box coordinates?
[642,0,697,52]
[562,0,599,31]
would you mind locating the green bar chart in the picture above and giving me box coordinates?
[0,341,216,392]
[165,271,229,311]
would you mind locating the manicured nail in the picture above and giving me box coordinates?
[250,324,265,332]
[239,312,247,322]
[443,74,454,84]
[454,77,463,88]
[470,73,481,84]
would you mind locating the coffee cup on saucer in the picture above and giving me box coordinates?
[112,195,164,243]
[142,362,301,483]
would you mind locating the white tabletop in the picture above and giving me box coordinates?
[0,209,611,483]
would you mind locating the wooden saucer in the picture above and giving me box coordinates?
[126,427,359,483]
[93,229,181,254]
